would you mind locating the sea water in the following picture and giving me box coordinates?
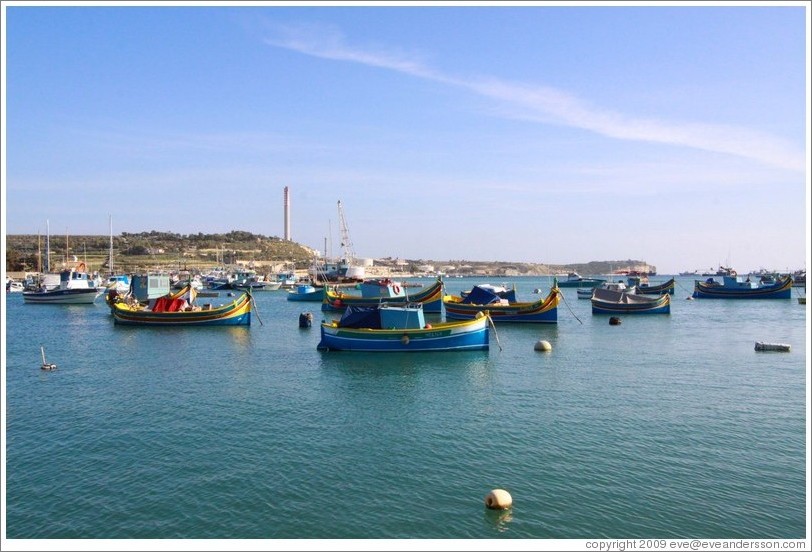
[4,277,808,539]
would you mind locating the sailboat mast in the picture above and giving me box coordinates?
[328,219,333,261]
[45,219,50,273]
[109,214,114,275]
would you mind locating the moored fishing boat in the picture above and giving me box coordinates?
[692,274,792,299]
[22,263,101,305]
[110,285,252,326]
[443,284,560,323]
[6,277,24,293]
[317,303,489,352]
[591,287,670,315]
[556,272,606,288]
[322,277,444,313]
[459,283,517,302]
[287,283,325,302]
[576,279,629,300]
[628,275,675,295]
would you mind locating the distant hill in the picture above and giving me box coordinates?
[5,230,654,276]
[5,230,317,273]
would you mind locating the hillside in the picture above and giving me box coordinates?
[5,231,655,276]
[5,231,317,273]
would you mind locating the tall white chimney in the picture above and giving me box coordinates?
[284,186,291,241]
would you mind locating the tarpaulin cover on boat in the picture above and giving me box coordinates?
[338,306,382,328]
[152,297,187,312]
[461,285,502,305]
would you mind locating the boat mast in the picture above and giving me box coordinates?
[328,219,333,261]
[45,219,50,273]
[109,214,114,275]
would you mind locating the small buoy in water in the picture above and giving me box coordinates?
[686,296,694,301]
[609,316,621,325]
[484,489,512,510]
[299,312,313,328]
[755,342,791,352]
[534,339,552,352]
[40,346,57,371]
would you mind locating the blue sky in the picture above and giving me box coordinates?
[3,2,809,274]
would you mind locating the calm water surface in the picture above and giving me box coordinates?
[4,276,808,539]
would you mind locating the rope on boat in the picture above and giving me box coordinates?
[675,278,695,297]
[486,313,503,351]
[558,288,583,325]
[248,290,264,326]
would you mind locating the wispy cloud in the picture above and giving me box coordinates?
[262,22,805,172]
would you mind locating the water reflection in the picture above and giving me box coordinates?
[483,507,514,533]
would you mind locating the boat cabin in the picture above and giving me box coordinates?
[337,303,427,330]
[60,268,95,290]
[358,278,406,299]
[722,275,758,289]
[131,274,172,302]
[380,304,425,329]
[295,284,317,294]
[602,281,630,292]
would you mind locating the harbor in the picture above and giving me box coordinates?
[4,275,807,539]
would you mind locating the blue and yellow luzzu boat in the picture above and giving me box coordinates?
[111,286,252,326]
[692,274,792,299]
[317,303,489,352]
[443,284,560,323]
[322,277,444,313]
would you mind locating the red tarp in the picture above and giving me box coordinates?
[152,297,187,313]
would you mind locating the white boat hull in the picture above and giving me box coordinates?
[23,289,100,304]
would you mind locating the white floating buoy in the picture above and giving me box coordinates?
[686,296,694,301]
[755,342,791,352]
[40,346,57,371]
[484,489,513,510]
[534,339,552,352]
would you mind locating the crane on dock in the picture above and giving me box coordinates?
[337,200,356,265]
